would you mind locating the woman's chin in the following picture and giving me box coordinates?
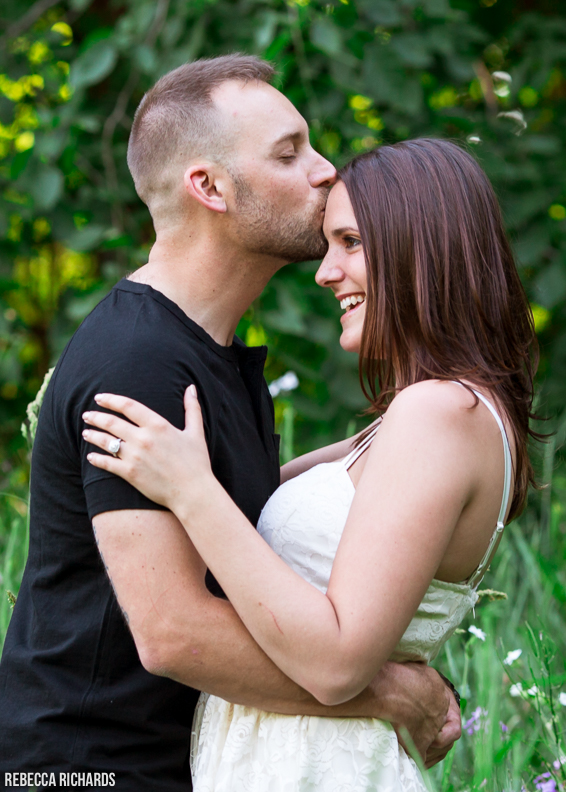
[339,332,361,354]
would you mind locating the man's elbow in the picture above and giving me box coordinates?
[133,624,190,679]
[137,640,171,677]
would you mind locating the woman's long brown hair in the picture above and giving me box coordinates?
[340,139,538,521]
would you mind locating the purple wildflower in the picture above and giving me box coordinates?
[499,721,509,733]
[534,772,557,792]
[463,706,489,735]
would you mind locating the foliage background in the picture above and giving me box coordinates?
[0,0,565,789]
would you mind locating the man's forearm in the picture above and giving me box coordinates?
[155,599,451,762]
[145,591,396,718]
[93,509,453,762]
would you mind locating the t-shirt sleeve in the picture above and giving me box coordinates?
[74,342,211,521]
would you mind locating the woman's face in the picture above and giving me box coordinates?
[316,181,367,354]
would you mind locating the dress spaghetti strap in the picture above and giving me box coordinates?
[340,386,512,589]
[342,423,380,471]
[464,388,513,589]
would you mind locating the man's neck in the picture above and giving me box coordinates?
[129,232,284,346]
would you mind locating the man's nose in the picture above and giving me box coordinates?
[310,152,336,188]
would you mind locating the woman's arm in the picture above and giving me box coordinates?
[83,382,479,706]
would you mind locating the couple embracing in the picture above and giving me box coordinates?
[0,54,537,791]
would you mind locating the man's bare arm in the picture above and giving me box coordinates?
[93,508,457,759]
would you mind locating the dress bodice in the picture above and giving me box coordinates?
[257,459,478,663]
[191,390,512,791]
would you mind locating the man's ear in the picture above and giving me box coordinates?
[184,163,228,214]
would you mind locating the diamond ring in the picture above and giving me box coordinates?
[108,438,122,457]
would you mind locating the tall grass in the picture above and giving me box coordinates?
[1,404,564,791]
[0,492,28,653]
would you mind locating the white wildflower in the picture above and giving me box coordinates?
[492,71,512,83]
[269,371,299,398]
[469,625,486,641]
[497,109,527,135]
[509,683,523,697]
[559,692,566,706]
[503,649,522,666]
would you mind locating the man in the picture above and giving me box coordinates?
[0,55,459,791]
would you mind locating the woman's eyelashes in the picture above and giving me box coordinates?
[343,235,361,250]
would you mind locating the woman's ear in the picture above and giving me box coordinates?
[184,162,228,214]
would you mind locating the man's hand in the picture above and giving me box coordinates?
[369,662,460,766]
[425,688,461,768]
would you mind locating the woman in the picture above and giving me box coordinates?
[83,139,538,791]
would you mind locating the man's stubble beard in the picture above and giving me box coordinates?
[230,171,330,263]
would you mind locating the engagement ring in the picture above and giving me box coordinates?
[108,438,122,457]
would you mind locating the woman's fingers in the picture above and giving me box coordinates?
[93,393,159,427]
[86,451,123,475]
[184,385,205,439]
[83,428,125,455]
[82,410,136,442]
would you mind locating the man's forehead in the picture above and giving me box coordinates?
[212,80,307,137]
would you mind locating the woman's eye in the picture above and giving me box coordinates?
[344,236,361,249]
[280,154,296,162]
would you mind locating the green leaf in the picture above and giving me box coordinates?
[519,135,561,156]
[311,18,343,57]
[30,166,64,211]
[391,33,433,68]
[263,32,291,61]
[254,11,279,51]
[422,0,451,18]
[534,261,566,309]
[359,0,402,26]
[35,131,68,160]
[134,44,158,76]
[10,150,33,180]
[514,225,550,266]
[63,224,107,252]
[70,40,118,89]
[69,0,93,9]
[101,234,133,250]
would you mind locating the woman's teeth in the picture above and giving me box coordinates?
[340,295,365,312]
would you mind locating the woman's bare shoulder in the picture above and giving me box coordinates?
[386,380,481,423]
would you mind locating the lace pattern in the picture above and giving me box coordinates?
[192,457,479,790]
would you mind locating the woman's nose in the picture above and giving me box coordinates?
[315,255,345,288]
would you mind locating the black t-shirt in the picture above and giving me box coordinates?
[0,280,280,791]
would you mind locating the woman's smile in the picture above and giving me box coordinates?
[316,181,367,353]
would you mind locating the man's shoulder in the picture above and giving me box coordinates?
[47,281,226,425]
[69,281,207,367]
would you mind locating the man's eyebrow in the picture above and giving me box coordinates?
[270,130,306,150]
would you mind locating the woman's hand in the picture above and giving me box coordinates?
[82,386,215,511]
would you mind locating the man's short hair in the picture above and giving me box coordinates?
[128,54,275,209]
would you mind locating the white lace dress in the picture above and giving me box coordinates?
[190,390,512,792]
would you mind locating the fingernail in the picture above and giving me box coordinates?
[87,453,94,461]
[82,412,90,420]
[94,395,101,403]
[82,429,89,438]
[188,384,197,397]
